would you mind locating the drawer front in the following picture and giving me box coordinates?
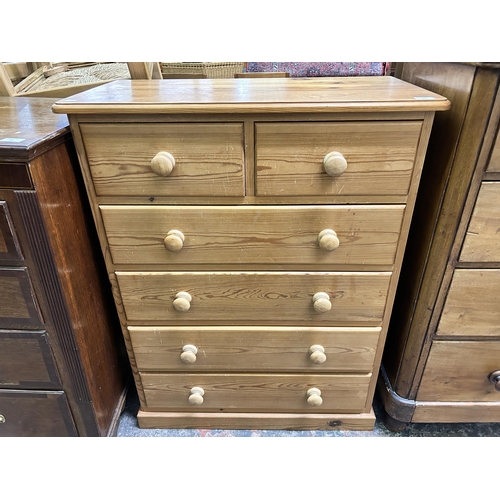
[80,123,245,197]
[0,201,22,262]
[141,373,371,413]
[116,271,391,325]
[129,326,381,373]
[102,205,404,267]
[0,331,61,389]
[0,268,43,330]
[255,121,422,197]
[0,389,77,437]
[436,269,500,337]
[460,183,500,262]
[417,341,500,402]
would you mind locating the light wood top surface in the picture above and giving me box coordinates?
[52,77,449,115]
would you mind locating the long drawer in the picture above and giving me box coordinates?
[255,121,422,197]
[101,205,404,267]
[80,122,245,197]
[140,373,372,413]
[116,271,391,326]
[129,326,381,373]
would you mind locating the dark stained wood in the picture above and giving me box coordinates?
[0,201,22,261]
[0,268,43,330]
[0,330,61,388]
[0,163,32,189]
[0,389,77,437]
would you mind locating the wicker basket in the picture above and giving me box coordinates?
[161,62,245,79]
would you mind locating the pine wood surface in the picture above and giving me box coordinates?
[435,269,500,337]
[81,122,244,197]
[52,77,449,115]
[101,205,404,267]
[255,121,422,197]
[417,341,500,401]
[459,183,500,262]
[140,372,371,412]
[129,326,381,373]
[58,77,447,429]
[116,271,391,326]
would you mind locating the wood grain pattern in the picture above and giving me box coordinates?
[52,77,449,115]
[417,341,500,401]
[116,271,391,326]
[460,182,500,262]
[129,326,381,373]
[141,372,372,412]
[487,126,500,172]
[412,401,500,422]
[101,204,404,267]
[81,122,244,197]
[255,121,422,197]
[435,269,500,337]
[0,330,61,388]
[137,409,376,430]
[0,389,77,437]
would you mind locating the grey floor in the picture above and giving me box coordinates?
[116,385,500,437]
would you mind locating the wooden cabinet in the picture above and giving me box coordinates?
[380,63,500,429]
[53,77,447,430]
[0,97,129,436]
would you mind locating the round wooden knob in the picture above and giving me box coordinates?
[164,230,185,252]
[188,387,204,405]
[0,414,5,424]
[306,388,323,406]
[323,151,347,177]
[151,151,175,177]
[318,229,340,251]
[180,344,198,364]
[313,292,331,313]
[173,291,192,312]
[489,370,500,391]
[309,345,327,364]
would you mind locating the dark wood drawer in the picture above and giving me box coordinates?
[0,331,61,389]
[0,201,22,262]
[0,389,77,436]
[0,268,43,330]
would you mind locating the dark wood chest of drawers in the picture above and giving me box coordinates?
[0,97,128,436]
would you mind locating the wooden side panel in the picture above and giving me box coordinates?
[80,122,245,197]
[460,183,500,262]
[435,269,500,337]
[417,341,500,402]
[486,125,500,172]
[0,389,77,437]
[117,271,392,326]
[129,326,381,373]
[255,121,422,196]
[101,205,404,267]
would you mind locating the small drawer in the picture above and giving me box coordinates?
[255,121,422,197]
[80,122,245,197]
[140,373,371,413]
[0,268,43,330]
[460,182,500,262]
[417,341,500,402]
[0,389,77,437]
[0,331,61,389]
[101,204,405,267]
[0,201,23,262]
[116,271,391,326]
[435,269,500,337]
[129,326,381,373]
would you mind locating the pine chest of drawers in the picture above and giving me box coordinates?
[53,77,448,430]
